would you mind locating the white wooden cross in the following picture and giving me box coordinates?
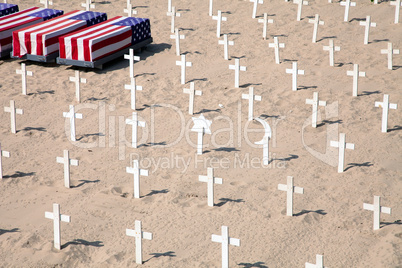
[183,82,202,115]
[176,54,192,84]
[124,3,138,17]
[170,28,185,56]
[323,39,340,67]
[305,254,327,268]
[63,105,83,142]
[16,63,33,95]
[191,114,212,155]
[330,133,355,173]
[390,0,402,24]
[381,42,400,70]
[286,62,304,91]
[254,118,272,165]
[250,0,263,19]
[359,16,376,45]
[340,0,356,22]
[69,70,87,103]
[45,203,71,250]
[125,77,143,110]
[242,87,261,121]
[4,100,23,134]
[211,226,240,268]
[199,167,223,207]
[363,196,391,230]
[278,176,304,216]
[218,34,234,60]
[258,13,274,40]
[125,112,146,148]
[167,6,180,33]
[294,0,308,21]
[0,143,10,179]
[229,58,247,88]
[126,160,149,198]
[126,220,153,264]
[209,0,213,16]
[347,64,365,97]
[309,14,324,43]
[212,10,227,38]
[269,37,285,64]
[81,0,95,11]
[124,48,140,78]
[56,150,79,188]
[375,94,398,133]
[306,92,327,128]
[40,0,53,8]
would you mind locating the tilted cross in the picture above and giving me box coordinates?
[308,14,324,43]
[167,6,180,33]
[0,143,10,179]
[170,28,185,56]
[340,0,356,22]
[359,15,376,45]
[269,36,285,64]
[258,13,274,40]
[212,10,227,38]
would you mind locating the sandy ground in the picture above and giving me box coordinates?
[0,0,401,267]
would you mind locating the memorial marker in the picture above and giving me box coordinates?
[340,0,356,22]
[306,92,327,128]
[250,0,263,19]
[323,40,340,67]
[218,34,234,60]
[363,195,391,230]
[56,150,79,188]
[69,70,87,103]
[380,42,400,70]
[124,3,138,16]
[191,114,212,155]
[258,13,274,40]
[242,87,261,121]
[254,117,272,165]
[308,14,324,43]
[294,0,308,21]
[125,112,146,148]
[126,220,153,264]
[126,160,149,198]
[211,226,240,268]
[330,133,355,173]
[269,37,285,64]
[347,64,365,97]
[16,63,33,95]
[229,58,247,88]
[81,0,95,11]
[183,82,202,115]
[199,167,223,207]
[124,48,140,78]
[63,105,83,142]
[0,143,10,179]
[45,203,71,250]
[390,0,402,24]
[359,16,376,45]
[374,94,398,133]
[167,6,180,33]
[286,61,304,91]
[176,54,192,84]
[305,254,327,268]
[278,176,304,216]
[125,77,143,110]
[212,10,227,38]
[4,100,23,134]
[40,0,53,8]
[170,28,185,56]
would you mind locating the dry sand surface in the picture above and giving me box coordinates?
[0,0,401,267]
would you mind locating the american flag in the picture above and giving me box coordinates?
[59,16,151,62]
[12,10,107,58]
[0,7,63,55]
[0,3,19,17]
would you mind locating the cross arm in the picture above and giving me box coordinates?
[1,151,10,158]
[214,177,223,184]
[221,17,228,22]
[138,121,146,127]
[298,70,305,75]
[346,70,354,76]
[255,95,262,101]
[45,211,54,219]
[323,46,330,51]
[211,234,222,243]
[27,71,33,76]
[240,66,247,71]
[142,231,153,240]
[305,99,314,105]
[56,157,65,164]
[278,183,287,191]
[75,113,83,119]
[195,90,202,96]
[345,143,355,150]
[242,94,250,100]
[285,69,294,74]
[15,109,23,115]
[381,206,391,214]
[380,49,389,54]
[335,46,341,51]
[294,186,304,194]
[229,65,236,70]
[318,100,327,106]
[394,49,400,54]
[351,2,356,5]
[268,43,275,48]
[279,43,285,48]
[186,62,192,67]
[126,228,137,237]
[61,215,71,223]
[140,169,149,176]
[374,101,383,108]
[229,237,240,246]
[199,175,208,182]
[319,21,325,25]
[330,141,339,148]
[69,159,79,166]
[389,103,397,109]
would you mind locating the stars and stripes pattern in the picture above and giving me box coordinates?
[0,3,19,17]
[12,10,107,58]
[59,16,151,62]
[0,7,63,54]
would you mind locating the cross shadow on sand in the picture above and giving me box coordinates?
[0,228,19,236]
[144,251,176,263]
[238,262,269,268]
[62,239,104,249]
